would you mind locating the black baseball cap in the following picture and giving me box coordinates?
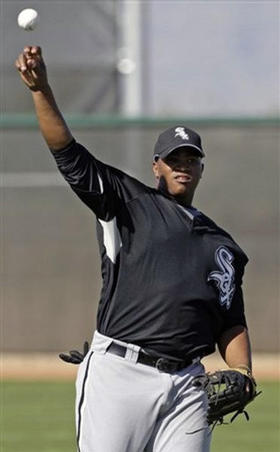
[153,126,205,159]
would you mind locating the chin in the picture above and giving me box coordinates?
[172,185,195,203]
[172,186,190,197]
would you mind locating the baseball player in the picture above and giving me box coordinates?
[16,46,253,452]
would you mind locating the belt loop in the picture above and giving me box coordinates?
[125,344,140,363]
[92,331,114,354]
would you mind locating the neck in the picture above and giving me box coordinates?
[173,194,194,207]
[157,177,195,206]
[157,180,194,206]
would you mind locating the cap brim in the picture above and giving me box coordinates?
[159,143,205,159]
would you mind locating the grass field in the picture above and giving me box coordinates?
[1,380,279,452]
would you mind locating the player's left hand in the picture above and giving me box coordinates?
[192,367,260,426]
[59,341,89,365]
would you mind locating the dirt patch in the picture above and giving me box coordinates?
[1,352,279,381]
[202,352,279,380]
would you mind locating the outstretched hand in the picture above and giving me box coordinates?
[15,46,48,91]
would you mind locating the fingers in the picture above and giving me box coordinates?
[15,53,32,73]
[23,46,32,57]
[28,60,36,70]
[15,55,37,89]
[23,45,42,57]
[15,47,43,77]
[16,52,28,72]
[59,353,80,364]
[15,46,42,67]
[15,59,21,71]
[70,350,84,360]
[59,353,72,363]
[59,352,83,365]
[15,46,48,92]
[32,46,42,56]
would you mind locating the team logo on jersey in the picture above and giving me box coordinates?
[208,246,236,309]
[174,127,189,140]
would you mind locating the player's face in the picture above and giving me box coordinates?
[152,147,204,205]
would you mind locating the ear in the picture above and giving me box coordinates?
[200,162,204,178]
[152,160,160,180]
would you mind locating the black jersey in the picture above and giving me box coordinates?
[51,140,248,361]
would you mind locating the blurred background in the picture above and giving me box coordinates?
[1,0,279,355]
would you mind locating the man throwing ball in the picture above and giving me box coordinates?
[16,46,256,452]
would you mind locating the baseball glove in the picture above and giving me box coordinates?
[192,367,260,426]
[59,341,89,364]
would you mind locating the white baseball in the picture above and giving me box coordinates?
[17,8,39,31]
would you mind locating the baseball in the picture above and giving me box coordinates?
[17,8,39,31]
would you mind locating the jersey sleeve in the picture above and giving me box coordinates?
[50,139,147,220]
[220,252,248,332]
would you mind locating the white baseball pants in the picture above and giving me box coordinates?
[75,331,211,452]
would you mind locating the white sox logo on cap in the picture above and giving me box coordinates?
[208,246,236,310]
[174,127,189,141]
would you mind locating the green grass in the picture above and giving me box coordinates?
[1,381,76,452]
[211,381,280,452]
[1,380,279,452]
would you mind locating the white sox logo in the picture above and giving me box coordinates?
[174,127,189,140]
[208,246,236,309]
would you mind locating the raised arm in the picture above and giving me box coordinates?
[15,46,73,151]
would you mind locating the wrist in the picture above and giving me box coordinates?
[232,364,252,376]
[30,82,51,94]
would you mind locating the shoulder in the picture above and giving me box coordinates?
[68,140,152,196]
[95,158,154,202]
[194,211,248,265]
